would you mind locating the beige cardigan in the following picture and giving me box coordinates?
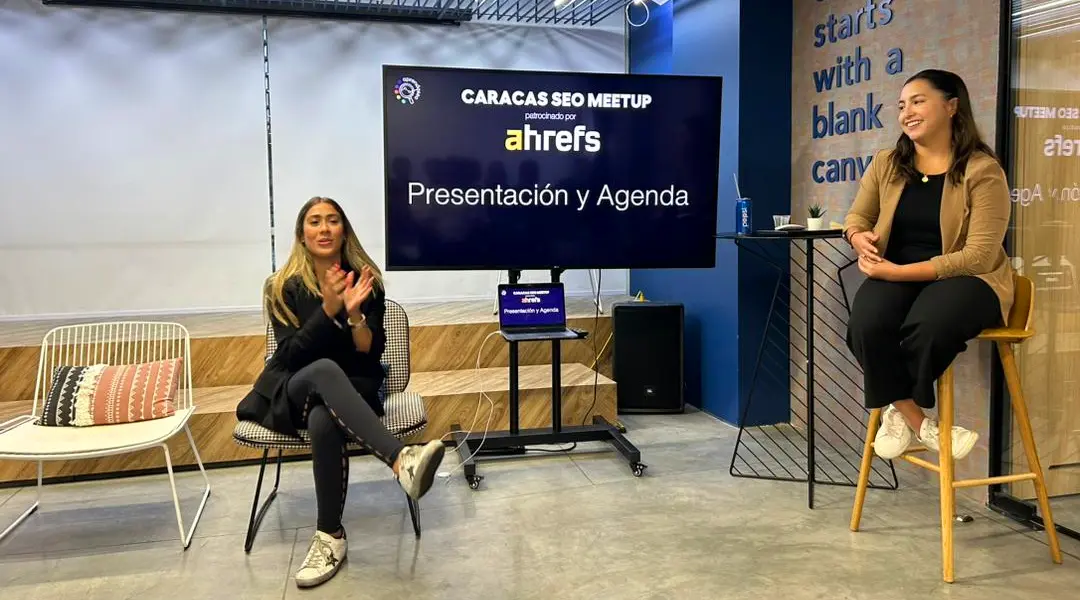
[843,148,1014,324]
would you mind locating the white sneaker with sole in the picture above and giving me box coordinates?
[918,418,978,460]
[396,440,446,500]
[295,530,347,588]
[874,405,914,459]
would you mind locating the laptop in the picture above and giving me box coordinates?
[497,282,582,342]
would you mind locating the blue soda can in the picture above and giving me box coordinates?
[736,197,752,235]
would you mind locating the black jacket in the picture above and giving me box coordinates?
[235,272,387,437]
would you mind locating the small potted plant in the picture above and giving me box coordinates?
[807,203,826,230]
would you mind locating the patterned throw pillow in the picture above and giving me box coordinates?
[40,358,182,427]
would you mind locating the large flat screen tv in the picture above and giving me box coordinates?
[382,65,723,271]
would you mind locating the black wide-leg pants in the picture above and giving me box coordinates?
[846,276,1001,410]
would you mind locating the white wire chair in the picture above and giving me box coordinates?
[0,321,211,549]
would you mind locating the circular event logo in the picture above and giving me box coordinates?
[394,77,421,105]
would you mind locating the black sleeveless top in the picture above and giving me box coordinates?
[885,173,946,265]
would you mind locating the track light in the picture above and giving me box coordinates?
[625,0,650,27]
[552,0,657,27]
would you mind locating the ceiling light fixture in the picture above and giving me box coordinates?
[553,0,657,27]
[625,0,650,27]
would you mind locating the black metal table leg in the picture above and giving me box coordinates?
[728,239,786,482]
[720,232,899,508]
[806,239,816,510]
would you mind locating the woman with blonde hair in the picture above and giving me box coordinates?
[237,197,445,589]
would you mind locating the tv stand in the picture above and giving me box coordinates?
[450,268,646,489]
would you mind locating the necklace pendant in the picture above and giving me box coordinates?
[921,174,929,183]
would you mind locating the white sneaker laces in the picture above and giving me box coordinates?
[920,420,939,443]
[300,535,336,570]
[884,411,908,438]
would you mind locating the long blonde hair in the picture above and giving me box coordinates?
[266,196,384,327]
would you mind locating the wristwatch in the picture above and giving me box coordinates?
[347,314,367,329]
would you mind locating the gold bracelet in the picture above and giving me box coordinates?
[347,314,367,329]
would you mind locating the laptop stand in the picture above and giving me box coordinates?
[450,268,646,489]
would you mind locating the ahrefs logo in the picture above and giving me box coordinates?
[505,124,601,153]
[394,77,421,105]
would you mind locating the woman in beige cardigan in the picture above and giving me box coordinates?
[844,69,1014,461]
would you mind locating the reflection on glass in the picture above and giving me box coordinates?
[1006,0,1080,533]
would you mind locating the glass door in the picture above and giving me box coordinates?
[994,0,1080,540]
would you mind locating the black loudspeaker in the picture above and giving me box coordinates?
[612,302,685,414]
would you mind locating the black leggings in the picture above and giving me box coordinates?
[287,359,405,534]
[846,276,1001,410]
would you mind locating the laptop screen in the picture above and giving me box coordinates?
[498,283,567,329]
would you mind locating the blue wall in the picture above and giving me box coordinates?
[736,0,794,428]
[627,1,673,74]
[628,0,792,425]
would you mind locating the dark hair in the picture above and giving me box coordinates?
[890,69,997,186]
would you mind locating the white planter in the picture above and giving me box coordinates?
[807,217,825,230]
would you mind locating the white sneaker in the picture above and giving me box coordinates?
[396,440,446,500]
[873,405,914,459]
[295,530,347,588]
[918,418,978,460]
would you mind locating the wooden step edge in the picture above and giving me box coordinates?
[0,361,618,421]
[407,362,614,396]
[0,385,251,422]
[408,314,612,329]
[0,314,614,351]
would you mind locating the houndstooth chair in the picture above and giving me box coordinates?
[232,299,428,552]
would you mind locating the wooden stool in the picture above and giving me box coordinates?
[849,275,1062,583]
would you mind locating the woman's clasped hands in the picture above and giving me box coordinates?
[321,264,375,318]
[851,231,901,281]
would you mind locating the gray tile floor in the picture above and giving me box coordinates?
[1,409,1078,599]
[1050,496,1080,537]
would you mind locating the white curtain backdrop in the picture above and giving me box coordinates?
[0,0,627,319]
[0,1,270,318]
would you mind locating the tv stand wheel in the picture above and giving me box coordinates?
[631,463,647,477]
[467,475,483,490]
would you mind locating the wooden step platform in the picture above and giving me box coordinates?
[0,316,616,403]
[408,363,615,437]
[0,296,627,486]
[0,362,615,486]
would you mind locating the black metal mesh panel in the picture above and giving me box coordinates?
[729,237,899,494]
